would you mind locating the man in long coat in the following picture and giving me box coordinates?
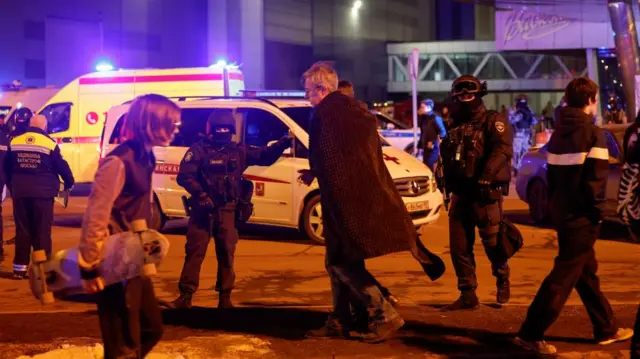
[298,62,444,343]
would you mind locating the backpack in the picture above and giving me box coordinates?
[498,219,524,259]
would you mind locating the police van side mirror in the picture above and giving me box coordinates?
[386,123,396,130]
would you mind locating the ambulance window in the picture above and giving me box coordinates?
[170,108,216,147]
[240,108,289,147]
[40,102,71,134]
[109,115,126,144]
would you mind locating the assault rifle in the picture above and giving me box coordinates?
[435,155,450,211]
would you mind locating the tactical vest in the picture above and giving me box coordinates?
[514,108,533,131]
[106,140,155,234]
[202,142,245,204]
[442,111,500,187]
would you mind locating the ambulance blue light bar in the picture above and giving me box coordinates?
[241,90,306,98]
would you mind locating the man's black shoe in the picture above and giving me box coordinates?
[307,317,351,339]
[497,280,511,304]
[361,316,405,343]
[159,293,193,309]
[12,270,28,280]
[441,290,480,311]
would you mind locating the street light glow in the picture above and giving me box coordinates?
[354,0,362,10]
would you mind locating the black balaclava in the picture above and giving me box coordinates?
[210,126,233,144]
[451,97,484,123]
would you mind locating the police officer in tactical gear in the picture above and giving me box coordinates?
[439,75,513,311]
[509,94,536,175]
[166,109,292,309]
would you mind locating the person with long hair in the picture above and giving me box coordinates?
[78,94,181,358]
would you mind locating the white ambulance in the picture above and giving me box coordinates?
[102,93,444,244]
[0,83,59,124]
[36,66,245,184]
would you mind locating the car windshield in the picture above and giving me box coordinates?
[280,106,390,146]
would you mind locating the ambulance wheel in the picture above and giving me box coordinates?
[301,193,325,245]
[150,195,166,231]
[32,250,47,264]
[527,179,549,224]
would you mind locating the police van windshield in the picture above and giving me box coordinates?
[280,106,390,146]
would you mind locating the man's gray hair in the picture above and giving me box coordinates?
[301,61,339,92]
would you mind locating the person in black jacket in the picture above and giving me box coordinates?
[0,116,9,261]
[515,78,633,355]
[164,109,291,309]
[4,114,74,279]
[439,75,512,311]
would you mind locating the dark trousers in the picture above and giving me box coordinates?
[632,306,640,359]
[0,180,4,252]
[326,258,399,326]
[422,147,438,173]
[349,261,391,321]
[178,202,238,294]
[96,276,163,359]
[12,197,53,273]
[519,221,617,341]
[448,194,509,291]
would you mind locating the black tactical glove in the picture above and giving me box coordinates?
[279,135,294,148]
[198,192,214,210]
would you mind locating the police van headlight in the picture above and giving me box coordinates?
[431,176,437,192]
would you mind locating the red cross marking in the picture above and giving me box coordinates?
[383,153,400,164]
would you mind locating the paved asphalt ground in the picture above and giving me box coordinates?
[0,192,639,358]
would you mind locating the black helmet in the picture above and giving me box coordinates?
[450,75,487,101]
[207,109,236,135]
[13,107,33,126]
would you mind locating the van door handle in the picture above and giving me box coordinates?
[60,137,73,143]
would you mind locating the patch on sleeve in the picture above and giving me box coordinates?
[495,121,505,133]
[184,151,193,162]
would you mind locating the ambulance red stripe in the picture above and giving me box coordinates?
[79,72,244,85]
[54,137,101,144]
[153,164,290,184]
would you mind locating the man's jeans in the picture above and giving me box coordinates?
[326,260,399,327]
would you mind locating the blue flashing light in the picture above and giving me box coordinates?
[210,59,228,68]
[96,61,115,72]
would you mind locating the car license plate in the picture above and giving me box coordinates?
[406,201,429,213]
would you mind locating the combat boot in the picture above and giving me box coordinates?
[497,279,510,304]
[218,292,234,309]
[161,292,193,309]
[441,290,479,311]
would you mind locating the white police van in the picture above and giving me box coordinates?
[373,110,421,155]
[102,91,443,244]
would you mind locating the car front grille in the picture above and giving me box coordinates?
[395,177,430,197]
